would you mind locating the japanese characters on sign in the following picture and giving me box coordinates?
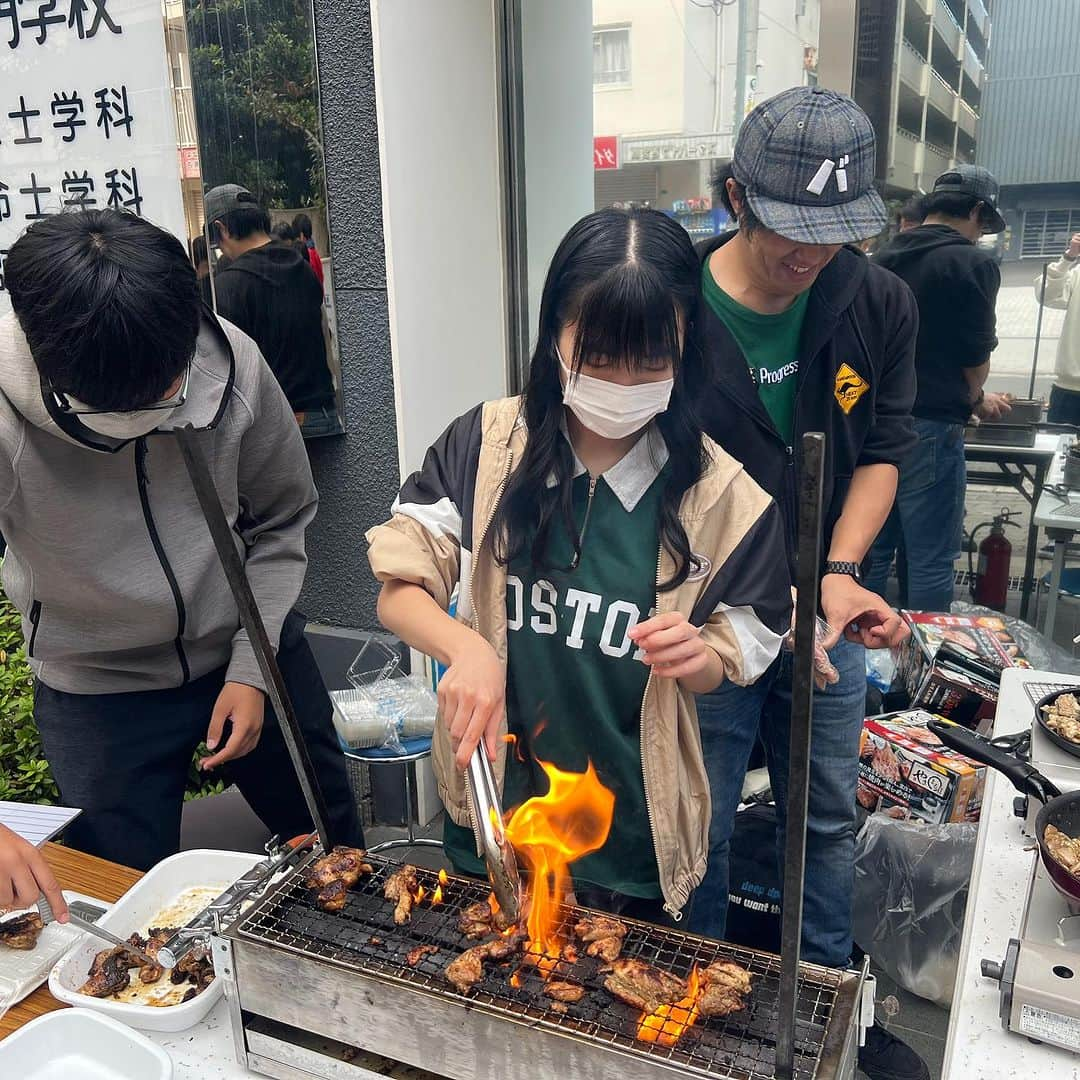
[622,132,734,165]
[593,135,619,171]
[0,0,186,307]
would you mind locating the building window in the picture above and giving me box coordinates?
[593,26,630,88]
[1022,209,1080,259]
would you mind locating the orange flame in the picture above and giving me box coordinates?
[637,966,702,1047]
[510,969,523,989]
[432,884,443,905]
[438,869,449,886]
[504,759,615,956]
[414,884,426,905]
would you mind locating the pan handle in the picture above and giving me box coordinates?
[926,717,1061,803]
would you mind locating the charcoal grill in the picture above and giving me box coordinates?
[211,851,869,1080]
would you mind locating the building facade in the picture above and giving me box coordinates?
[976,0,1080,261]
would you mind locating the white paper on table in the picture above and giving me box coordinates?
[0,802,81,847]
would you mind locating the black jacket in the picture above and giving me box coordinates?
[874,224,1000,424]
[214,241,335,414]
[696,234,918,566]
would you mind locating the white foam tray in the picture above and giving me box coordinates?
[0,1007,173,1079]
[49,848,261,1032]
[0,891,108,1009]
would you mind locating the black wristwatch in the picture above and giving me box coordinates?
[823,560,862,584]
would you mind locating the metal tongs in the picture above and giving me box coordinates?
[466,746,523,926]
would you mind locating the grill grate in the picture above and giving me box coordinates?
[234,857,842,1079]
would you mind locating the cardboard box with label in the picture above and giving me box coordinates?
[892,612,1029,733]
[857,709,987,824]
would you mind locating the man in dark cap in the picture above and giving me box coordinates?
[692,87,926,1080]
[866,164,1009,611]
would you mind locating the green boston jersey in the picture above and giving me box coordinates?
[444,461,666,898]
[702,260,809,445]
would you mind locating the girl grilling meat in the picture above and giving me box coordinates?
[367,208,791,925]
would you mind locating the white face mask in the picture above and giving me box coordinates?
[559,352,673,440]
[66,401,176,440]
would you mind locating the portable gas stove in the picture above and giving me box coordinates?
[208,851,870,1080]
[980,677,1080,1053]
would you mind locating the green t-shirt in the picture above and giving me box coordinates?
[702,261,809,445]
[444,461,666,898]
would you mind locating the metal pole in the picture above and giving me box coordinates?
[174,425,334,851]
[1031,261,1049,400]
[732,0,758,134]
[775,432,826,1080]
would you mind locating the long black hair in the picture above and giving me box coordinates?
[492,207,707,591]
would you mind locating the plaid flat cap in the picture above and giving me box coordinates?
[732,87,887,245]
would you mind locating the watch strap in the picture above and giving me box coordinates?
[823,560,861,582]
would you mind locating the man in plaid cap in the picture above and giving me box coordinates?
[692,88,926,1080]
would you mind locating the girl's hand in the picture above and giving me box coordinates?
[439,633,507,769]
[630,612,712,679]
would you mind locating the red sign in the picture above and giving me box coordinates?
[179,147,200,180]
[593,135,619,171]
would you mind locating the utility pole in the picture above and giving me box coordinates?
[732,0,759,135]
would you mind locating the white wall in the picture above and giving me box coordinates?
[521,0,595,342]
[756,0,820,103]
[371,0,509,477]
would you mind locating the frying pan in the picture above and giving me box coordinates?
[926,717,1080,907]
[1034,688,1080,762]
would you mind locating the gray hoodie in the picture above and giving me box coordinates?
[0,308,317,694]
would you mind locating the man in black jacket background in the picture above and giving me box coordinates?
[866,166,1009,609]
[690,87,925,1080]
[204,185,340,437]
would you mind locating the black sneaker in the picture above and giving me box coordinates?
[857,1021,931,1080]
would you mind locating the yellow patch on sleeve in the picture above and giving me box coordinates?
[834,363,869,414]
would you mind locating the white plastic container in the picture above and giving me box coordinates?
[0,891,109,1008]
[0,1007,173,1079]
[49,848,261,1032]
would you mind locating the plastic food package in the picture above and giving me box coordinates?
[784,614,840,689]
[950,601,1080,676]
[330,638,437,753]
[852,814,976,1007]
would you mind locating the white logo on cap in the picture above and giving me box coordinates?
[806,155,850,196]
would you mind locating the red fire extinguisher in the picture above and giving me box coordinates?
[971,508,1019,611]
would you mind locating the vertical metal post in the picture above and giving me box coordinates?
[775,432,826,1080]
[732,0,759,134]
[174,426,334,851]
[1031,261,1049,400]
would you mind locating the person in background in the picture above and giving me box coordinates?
[866,166,1010,612]
[190,234,213,307]
[369,208,791,926]
[692,87,926,1080]
[293,213,325,291]
[0,209,361,874]
[897,197,926,233]
[1036,232,1080,426]
[205,185,341,437]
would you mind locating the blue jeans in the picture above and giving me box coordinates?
[298,403,344,439]
[864,418,966,611]
[690,637,866,968]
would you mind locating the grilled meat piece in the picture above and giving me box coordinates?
[181,987,198,1003]
[304,847,373,911]
[79,947,133,998]
[0,911,44,951]
[135,927,179,985]
[698,960,753,1018]
[458,900,496,939]
[384,865,421,925]
[545,979,585,1004]
[445,932,526,992]
[1046,824,1080,876]
[406,944,440,968]
[316,879,350,913]
[603,958,686,1014]
[562,943,580,965]
[575,913,627,962]
[169,946,214,992]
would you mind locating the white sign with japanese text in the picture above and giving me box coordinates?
[0,0,186,311]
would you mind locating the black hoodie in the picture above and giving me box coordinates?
[213,240,335,414]
[874,224,1000,424]
[696,235,918,568]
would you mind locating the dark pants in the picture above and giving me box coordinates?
[1049,384,1080,427]
[33,611,362,870]
[690,638,866,966]
[575,886,685,930]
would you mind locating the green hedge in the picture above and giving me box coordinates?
[0,579,223,804]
